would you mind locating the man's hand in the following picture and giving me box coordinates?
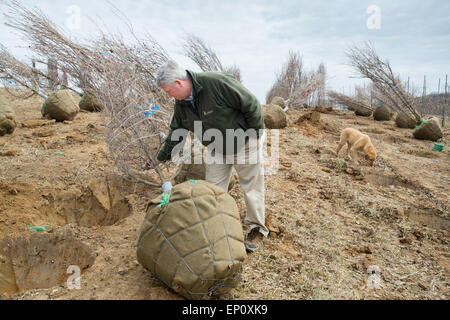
[142,158,160,170]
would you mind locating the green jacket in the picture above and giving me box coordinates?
[157,70,264,162]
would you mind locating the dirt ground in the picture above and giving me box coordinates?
[0,89,448,300]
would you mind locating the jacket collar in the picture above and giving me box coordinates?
[186,70,203,97]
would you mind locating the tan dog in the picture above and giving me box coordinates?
[336,128,377,166]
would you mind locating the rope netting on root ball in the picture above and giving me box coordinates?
[137,180,246,299]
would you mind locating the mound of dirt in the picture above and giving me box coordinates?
[296,111,321,124]
[294,111,340,137]
[314,106,335,114]
[21,119,56,128]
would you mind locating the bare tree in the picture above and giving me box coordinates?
[266,51,304,104]
[328,90,373,112]
[61,70,68,87]
[266,51,324,108]
[47,57,58,90]
[223,64,242,82]
[3,0,184,188]
[0,43,49,98]
[182,34,242,81]
[347,42,421,123]
[316,62,327,105]
[4,0,98,93]
[0,43,83,98]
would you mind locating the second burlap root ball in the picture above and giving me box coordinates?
[413,118,443,142]
[79,94,103,112]
[263,104,287,129]
[395,112,418,129]
[0,98,16,136]
[41,90,79,121]
[373,105,393,121]
[354,107,373,117]
[270,96,286,109]
[136,180,246,300]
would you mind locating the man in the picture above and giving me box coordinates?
[155,60,268,252]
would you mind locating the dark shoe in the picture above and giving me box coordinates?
[244,228,264,253]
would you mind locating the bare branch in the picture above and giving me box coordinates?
[182,34,242,81]
[3,0,183,187]
[328,90,372,111]
[266,51,325,108]
[346,42,421,122]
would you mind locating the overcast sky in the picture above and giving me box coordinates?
[0,0,449,102]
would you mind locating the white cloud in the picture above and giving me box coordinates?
[0,0,448,101]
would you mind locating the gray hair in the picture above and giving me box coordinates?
[156,60,188,86]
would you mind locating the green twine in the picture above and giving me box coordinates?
[189,179,198,184]
[415,120,429,129]
[432,143,444,152]
[158,190,172,208]
[28,225,50,233]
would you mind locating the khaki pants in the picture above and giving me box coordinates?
[205,133,269,237]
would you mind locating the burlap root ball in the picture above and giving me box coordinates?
[263,104,287,129]
[413,118,443,141]
[41,90,79,121]
[354,107,373,117]
[79,94,103,112]
[395,112,418,129]
[373,106,393,121]
[0,99,17,136]
[270,96,286,109]
[136,180,246,300]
